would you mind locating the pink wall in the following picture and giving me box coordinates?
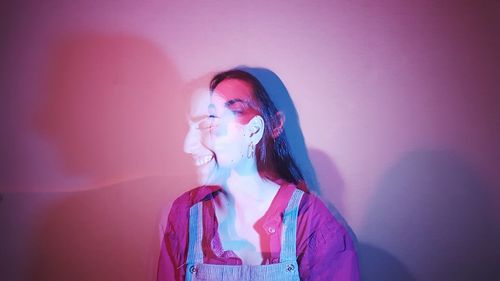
[1,1,499,280]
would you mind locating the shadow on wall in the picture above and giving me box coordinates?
[306,148,360,240]
[308,148,415,281]
[34,31,191,183]
[307,148,345,213]
[7,31,196,280]
[359,150,500,281]
[24,176,191,281]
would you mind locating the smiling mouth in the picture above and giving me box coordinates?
[194,155,214,166]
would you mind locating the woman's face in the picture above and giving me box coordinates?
[184,79,260,185]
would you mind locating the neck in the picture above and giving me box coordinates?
[216,167,279,223]
[224,165,269,201]
[215,161,277,204]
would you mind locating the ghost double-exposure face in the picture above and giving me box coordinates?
[184,79,263,185]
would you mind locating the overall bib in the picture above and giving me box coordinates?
[185,189,304,281]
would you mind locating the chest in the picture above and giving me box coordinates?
[215,203,273,265]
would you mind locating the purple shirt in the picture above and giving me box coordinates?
[157,182,360,280]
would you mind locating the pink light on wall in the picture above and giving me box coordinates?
[1,1,499,280]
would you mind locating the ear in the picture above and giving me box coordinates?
[246,115,265,143]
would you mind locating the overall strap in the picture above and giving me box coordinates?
[186,202,204,265]
[280,189,304,262]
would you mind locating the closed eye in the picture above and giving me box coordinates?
[225,99,252,115]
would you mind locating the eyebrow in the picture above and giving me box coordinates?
[188,99,252,122]
[225,98,252,109]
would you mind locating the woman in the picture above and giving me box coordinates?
[157,69,359,280]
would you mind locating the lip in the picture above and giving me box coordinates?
[193,155,214,166]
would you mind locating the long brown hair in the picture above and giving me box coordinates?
[210,69,307,191]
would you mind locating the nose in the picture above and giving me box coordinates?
[183,125,200,154]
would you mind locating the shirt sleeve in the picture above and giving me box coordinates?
[296,195,360,281]
[157,197,190,281]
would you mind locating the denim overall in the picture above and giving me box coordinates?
[185,189,304,281]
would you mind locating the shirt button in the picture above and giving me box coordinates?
[267,226,276,234]
[189,265,197,273]
[287,264,295,272]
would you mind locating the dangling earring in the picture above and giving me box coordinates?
[247,142,255,159]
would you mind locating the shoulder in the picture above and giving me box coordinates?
[170,185,220,210]
[296,191,356,257]
[278,183,336,224]
[167,185,220,227]
[294,190,360,280]
[276,182,344,230]
[297,190,348,236]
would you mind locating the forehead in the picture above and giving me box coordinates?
[189,89,212,117]
[189,79,256,116]
[212,78,254,102]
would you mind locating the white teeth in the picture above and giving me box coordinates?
[195,155,213,166]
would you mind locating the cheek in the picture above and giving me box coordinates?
[210,121,241,142]
[199,129,214,149]
[211,123,247,158]
[184,126,202,153]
